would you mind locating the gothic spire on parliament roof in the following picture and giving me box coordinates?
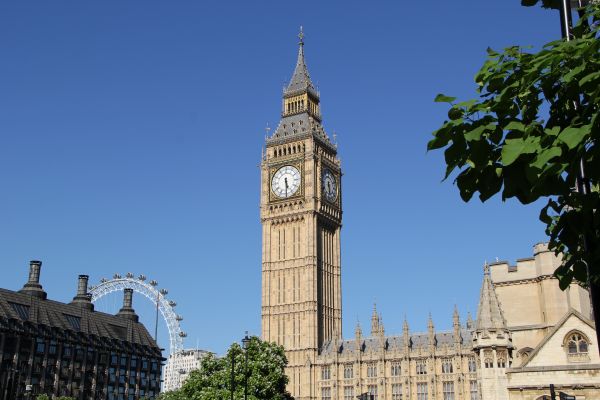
[284,26,318,98]
[475,263,507,331]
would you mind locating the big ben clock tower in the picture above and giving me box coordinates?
[261,29,342,400]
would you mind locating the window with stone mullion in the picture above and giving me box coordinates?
[470,380,479,400]
[417,383,428,400]
[392,383,402,400]
[343,386,354,400]
[442,381,454,400]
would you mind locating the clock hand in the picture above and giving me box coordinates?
[285,177,288,196]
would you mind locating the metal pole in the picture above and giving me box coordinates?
[231,351,235,400]
[244,349,248,400]
[11,369,19,400]
[558,0,600,354]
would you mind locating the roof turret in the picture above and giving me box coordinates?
[284,27,317,98]
[371,303,380,336]
[475,263,507,331]
[267,28,334,149]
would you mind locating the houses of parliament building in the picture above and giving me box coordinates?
[260,31,600,400]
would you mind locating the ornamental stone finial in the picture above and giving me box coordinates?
[298,26,304,45]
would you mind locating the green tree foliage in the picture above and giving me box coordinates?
[159,337,293,400]
[428,4,600,288]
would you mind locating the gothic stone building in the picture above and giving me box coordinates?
[487,244,600,400]
[260,32,599,400]
[0,261,163,400]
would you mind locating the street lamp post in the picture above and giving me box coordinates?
[9,369,20,400]
[230,350,235,400]
[242,332,251,400]
[556,0,600,354]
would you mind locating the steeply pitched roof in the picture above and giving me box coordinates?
[0,287,160,355]
[319,328,472,356]
[284,30,317,98]
[475,263,507,331]
[267,112,335,151]
[517,308,598,369]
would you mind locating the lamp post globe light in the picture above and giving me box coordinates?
[242,332,251,400]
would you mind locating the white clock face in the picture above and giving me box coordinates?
[272,165,301,198]
[322,169,337,202]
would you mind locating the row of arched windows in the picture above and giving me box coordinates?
[273,143,305,158]
[286,99,305,114]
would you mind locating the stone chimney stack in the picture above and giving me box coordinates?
[117,288,139,322]
[71,275,94,310]
[19,260,47,299]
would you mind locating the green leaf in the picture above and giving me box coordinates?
[558,125,591,150]
[486,47,499,56]
[434,93,457,103]
[501,136,540,166]
[532,146,562,169]
[505,121,526,132]
[464,125,487,142]
[562,63,585,83]
[448,107,463,120]
[427,125,452,151]
[521,0,540,7]
[544,126,561,137]
[579,71,600,87]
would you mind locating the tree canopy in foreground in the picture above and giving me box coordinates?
[159,337,293,400]
[427,3,600,288]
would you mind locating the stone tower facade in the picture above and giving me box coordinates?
[472,264,512,400]
[260,30,342,400]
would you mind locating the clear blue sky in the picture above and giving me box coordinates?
[0,1,561,356]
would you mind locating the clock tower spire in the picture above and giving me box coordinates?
[261,29,342,400]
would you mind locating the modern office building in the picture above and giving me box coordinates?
[162,348,210,392]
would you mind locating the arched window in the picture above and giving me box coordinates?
[566,332,589,354]
[564,331,591,362]
[468,357,477,372]
[518,347,533,358]
[484,358,493,368]
[441,359,453,374]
